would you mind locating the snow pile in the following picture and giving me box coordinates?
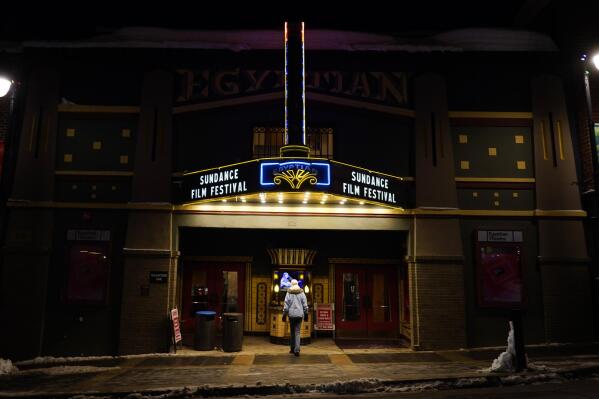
[489,322,516,372]
[316,378,382,394]
[0,358,18,375]
[500,372,562,385]
[393,380,444,392]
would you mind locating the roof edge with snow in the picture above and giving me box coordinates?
[20,27,559,53]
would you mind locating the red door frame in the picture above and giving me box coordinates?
[335,264,399,338]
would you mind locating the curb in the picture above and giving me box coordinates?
[2,364,599,399]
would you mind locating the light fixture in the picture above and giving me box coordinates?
[222,199,227,203]
[359,201,365,205]
[0,77,12,98]
[592,54,599,71]
[240,197,247,203]
[274,284,280,293]
[304,285,310,294]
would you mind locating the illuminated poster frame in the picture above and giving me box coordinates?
[474,230,525,309]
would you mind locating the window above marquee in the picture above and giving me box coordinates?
[252,127,333,159]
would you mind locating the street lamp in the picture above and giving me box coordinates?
[0,77,12,98]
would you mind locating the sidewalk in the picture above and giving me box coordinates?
[1,338,599,398]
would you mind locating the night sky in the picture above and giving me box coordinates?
[0,2,573,38]
[1,1,598,54]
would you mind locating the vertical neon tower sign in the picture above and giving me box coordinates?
[281,21,310,157]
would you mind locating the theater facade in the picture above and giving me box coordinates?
[0,28,595,359]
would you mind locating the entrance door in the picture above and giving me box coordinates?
[335,265,398,338]
[181,262,245,338]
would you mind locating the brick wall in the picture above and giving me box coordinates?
[540,263,594,342]
[409,262,467,350]
[119,256,171,354]
[0,97,9,141]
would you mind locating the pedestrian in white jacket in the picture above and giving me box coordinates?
[282,279,308,356]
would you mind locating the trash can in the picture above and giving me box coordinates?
[222,312,243,352]
[195,310,216,350]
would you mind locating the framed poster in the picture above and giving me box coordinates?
[66,243,110,305]
[475,231,524,308]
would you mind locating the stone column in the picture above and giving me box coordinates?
[409,73,466,350]
[118,70,177,354]
[0,68,59,359]
[532,75,594,342]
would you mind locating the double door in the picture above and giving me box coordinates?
[335,265,398,338]
[181,262,245,335]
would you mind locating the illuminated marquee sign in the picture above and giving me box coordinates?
[331,163,406,207]
[260,161,330,189]
[175,158,412,208]
[182,162,257,202]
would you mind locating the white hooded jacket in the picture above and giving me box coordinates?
[283,280,308,319]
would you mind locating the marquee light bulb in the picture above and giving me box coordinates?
[274,284,280,293]
[304,285,309,294]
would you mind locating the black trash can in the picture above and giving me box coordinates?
[195,310,216,350]
[222,312,243,352]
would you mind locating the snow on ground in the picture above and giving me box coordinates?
[15,352,176,367]
[16,365,120,376]
[0,358,18,375]
[500,372,563,385]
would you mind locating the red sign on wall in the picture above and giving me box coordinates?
[66,243,110,304]
[315,303,334,330]
[171,308,182,343]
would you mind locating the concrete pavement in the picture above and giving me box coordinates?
[1,337,598,398]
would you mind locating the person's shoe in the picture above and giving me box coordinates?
[294,351,300,357]
[289,350,294,354]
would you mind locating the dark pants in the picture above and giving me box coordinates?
[289,317,302,353]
